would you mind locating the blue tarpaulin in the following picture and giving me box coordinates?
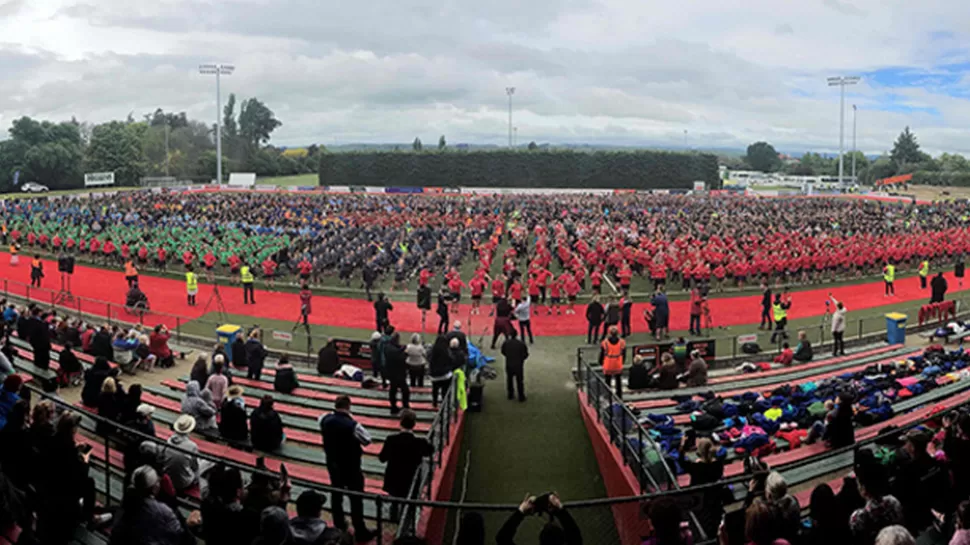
[468,342,494,369]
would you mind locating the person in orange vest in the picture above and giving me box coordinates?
[9,243,19,267]
[599,326,626,399]
[124,259,139,288]
[30,255,43,288]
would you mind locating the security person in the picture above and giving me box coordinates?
[241,262,256,305]
[598,326,626,399]
[918,259,929,289]
[124,259,139,288]
[884,261,896,297]
[30,255,43,288]
[770,293,791,344]
[185,266,198,306]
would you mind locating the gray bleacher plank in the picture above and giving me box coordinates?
[227,367,434,402]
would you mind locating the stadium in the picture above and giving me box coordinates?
[5,3,970,545]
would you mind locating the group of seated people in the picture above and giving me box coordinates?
[628,344,710,391]
[773,331,815,366]
[647,406,970,545]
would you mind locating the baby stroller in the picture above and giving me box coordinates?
[125,285,150,316]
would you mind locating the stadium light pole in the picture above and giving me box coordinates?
[514,126,518,147]
[827,76,860,187]
[506,87,515,147]
[200,63,235,184]
[851,104,858,181]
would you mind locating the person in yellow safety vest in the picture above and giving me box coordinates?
[599,326,626,399]
[769,293,791,345]
[918,259,929,290]
[883,261,896,297]
[124,259,138,288]
[185,266,198,306]
[241,263,256,305]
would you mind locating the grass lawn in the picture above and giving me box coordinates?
[256,173,319,187]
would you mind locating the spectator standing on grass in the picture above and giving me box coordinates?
[830,294,847,357]
[585,295,604,345]
[502,329,529,402]
[379,409,433,519]
[931,271,948,304]
[514,296,535,344]
[496,493,581,545]
[651,288,669,340]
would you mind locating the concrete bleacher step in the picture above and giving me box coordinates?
[227,367,434,402]
[624,344,916,403]
[181,375,437,415]
[158,380,432,431]
[143,401,388,474]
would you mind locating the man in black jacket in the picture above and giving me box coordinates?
[378,409,433,519]
[374,292,393,334]
[585,296,604,345]
[317,338,340,375]
[319,396,375,542]
[501,329,529,402]
[893,430,950,534]
[496,493,581,545]
[245,329,268,380]
[383,332,410,414]
[930,272,948,303]
[90,324,114,362]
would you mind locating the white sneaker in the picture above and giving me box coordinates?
[91,513,113,526]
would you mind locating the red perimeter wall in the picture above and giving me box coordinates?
[417,412,466,544]
[577,390,650,545]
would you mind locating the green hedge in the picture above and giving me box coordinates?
[318,150,719,190]
[910,171,970,187]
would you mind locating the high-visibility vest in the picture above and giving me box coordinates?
[125,261,137,277]
[919,261,929,277]
[186,271,198,291]
[240,266,254,283]
[772,302,787,322]
[884,264,896,283]
[601,338,626,374]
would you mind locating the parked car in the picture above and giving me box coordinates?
[21,182,49,193]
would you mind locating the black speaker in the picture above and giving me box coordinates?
[58,255,75,274]
[468,383,484,412]
[416,286,431,310]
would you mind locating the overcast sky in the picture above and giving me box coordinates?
[1,0,969,154]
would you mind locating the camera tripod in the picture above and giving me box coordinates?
[54,272,74,305]
[203,283,228,322]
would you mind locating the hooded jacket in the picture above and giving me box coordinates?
[141,433,199,491]
[82,359,118,407]
[181,381,217,430]
[289,516,328,545]
[219,397,249,442]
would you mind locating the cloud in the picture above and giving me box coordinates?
[0,0,969,155]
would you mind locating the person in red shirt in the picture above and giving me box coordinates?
[469,275,487,314]
[38,233,48,249]
[293,282,313,337]
[527,274,541,315]
[204,251,217,282]
[89,238,100,259]
[262,257,278,290]
[548,277,563,315]
[298,257,313,284]
[228,254,242,284]
[617,265,632,293]
[536,267,552,304]
[419,268,434,288]
[713,263,726,293]
[120,242,131,261]
[649,260,667,291]
[447,275,465,315]
[156,247,167,270]
[508,278,523,302]
[65,237,75,252]
[137,245,149,265]
[52,235,62,251]
[26,232,35,247]
[590,268,603,294]
[182,249,194,270]
[102,239,116,265]
[489,276,506,317]
[564,274,580,315]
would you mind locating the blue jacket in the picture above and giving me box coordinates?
[0,390,21,431]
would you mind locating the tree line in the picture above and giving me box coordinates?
[737,127,970,186]
[0,96,316,191]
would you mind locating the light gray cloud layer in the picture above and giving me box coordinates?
[1,0,969,153]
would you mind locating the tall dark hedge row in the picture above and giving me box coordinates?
[910,171,970,187]
[318,150,720,189]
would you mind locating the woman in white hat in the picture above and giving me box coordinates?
[140,414,200,492]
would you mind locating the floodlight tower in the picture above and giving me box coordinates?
[827,76,860,187]
[200,63,235,184]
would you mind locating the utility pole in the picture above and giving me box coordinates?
[827,76,860,187]
[505,87,515,147]
[514,127,518,147]
[164,123,170,177]
[200,63,235,184]
[852,104,858,181]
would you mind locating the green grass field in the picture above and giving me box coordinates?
[256,173,319,186]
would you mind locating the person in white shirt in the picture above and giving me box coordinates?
[830,294,847,357]
[513,296,533,344]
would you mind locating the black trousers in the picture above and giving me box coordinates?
[760,307,772,328]
[389,378,410,411]
[885,281,895,295]
[506,365,525,401]
[243,282,255,303]
[437,313,449,335]
[770,318,788,344]
[689,314,701,334]
[247,364,263,381]
[409,366,425,387]
[587,322,601,344]
[607,373,622,399]
[432,379,450,407]
[920,275,927,289]
[329,470,369,535]
[518,320,534,343]
[832,331,845,356]
[621,315,631,337]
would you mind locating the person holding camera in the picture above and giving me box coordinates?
[496,493,581,545]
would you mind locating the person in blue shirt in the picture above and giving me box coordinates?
[2,304,17,325]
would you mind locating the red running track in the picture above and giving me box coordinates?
[1,253,965,336]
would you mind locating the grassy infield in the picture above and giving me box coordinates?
[7,177,952,542]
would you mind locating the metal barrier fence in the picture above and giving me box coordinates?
[15,372,459,545]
